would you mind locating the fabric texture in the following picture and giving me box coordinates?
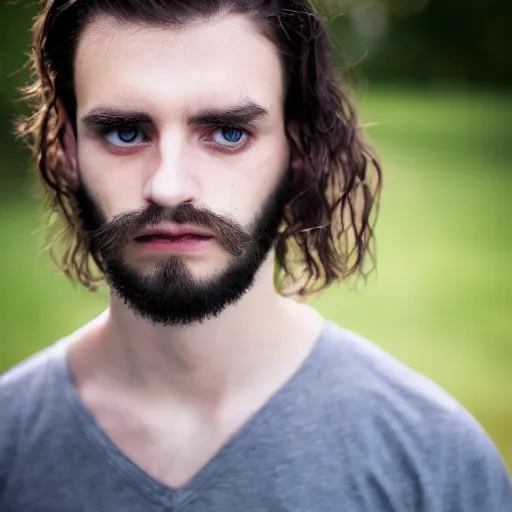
[1,321,511,511]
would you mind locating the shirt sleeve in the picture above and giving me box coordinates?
[443,406,512,511]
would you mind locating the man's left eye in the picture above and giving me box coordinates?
[212,127,247,146]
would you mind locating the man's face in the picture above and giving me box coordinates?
[73,14,291,325]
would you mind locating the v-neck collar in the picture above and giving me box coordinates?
[54,322,332,510]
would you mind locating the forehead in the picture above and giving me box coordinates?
[74,14,285,118]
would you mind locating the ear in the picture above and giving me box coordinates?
[57,100,80,191]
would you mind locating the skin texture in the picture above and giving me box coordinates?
[66,13,324,488]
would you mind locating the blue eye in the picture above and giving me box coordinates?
[222,128,243,142]
[105,126,144,147]
[212,127,247,147]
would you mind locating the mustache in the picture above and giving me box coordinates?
[89,203,254,261]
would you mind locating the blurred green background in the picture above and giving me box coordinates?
[0,0,510,471]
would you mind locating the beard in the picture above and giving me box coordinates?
[76,171,290,326]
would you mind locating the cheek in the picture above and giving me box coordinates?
[77,141,147,218]
[226,140,290,220]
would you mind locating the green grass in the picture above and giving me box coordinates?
[1,87,511,471]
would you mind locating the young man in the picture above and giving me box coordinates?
[1,0,510,510]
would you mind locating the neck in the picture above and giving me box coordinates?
[75,256,324,407]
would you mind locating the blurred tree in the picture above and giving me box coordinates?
[327,0,512,86]
[0,1,37,187]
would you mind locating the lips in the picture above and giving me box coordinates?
[135,233,212,243]
[134,226,214,244]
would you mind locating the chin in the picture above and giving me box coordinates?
[130,254,230,278]
[102,246,266,326]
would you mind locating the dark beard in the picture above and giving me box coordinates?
[77,171,290,326]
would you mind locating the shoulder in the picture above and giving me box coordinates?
[313,322,512,509]
[0,340,66,408]
[0,340,70,491]
[315,322,467,423]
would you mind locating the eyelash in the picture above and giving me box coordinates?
[100,123,251,153]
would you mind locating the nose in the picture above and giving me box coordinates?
[143,133,199,208]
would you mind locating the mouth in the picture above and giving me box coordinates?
[132,227,215,254]
[134,233,213,244]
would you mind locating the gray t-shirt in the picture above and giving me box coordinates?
[1,321,511,511]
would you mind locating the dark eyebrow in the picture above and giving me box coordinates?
[187,101,269,126]
[80,108,153,127]
[80,101,269,128]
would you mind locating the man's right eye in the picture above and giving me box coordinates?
[105,125,146,147]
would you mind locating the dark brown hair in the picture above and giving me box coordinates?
[18,0,382,297]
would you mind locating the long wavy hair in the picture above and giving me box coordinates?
[18,0,382,297]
